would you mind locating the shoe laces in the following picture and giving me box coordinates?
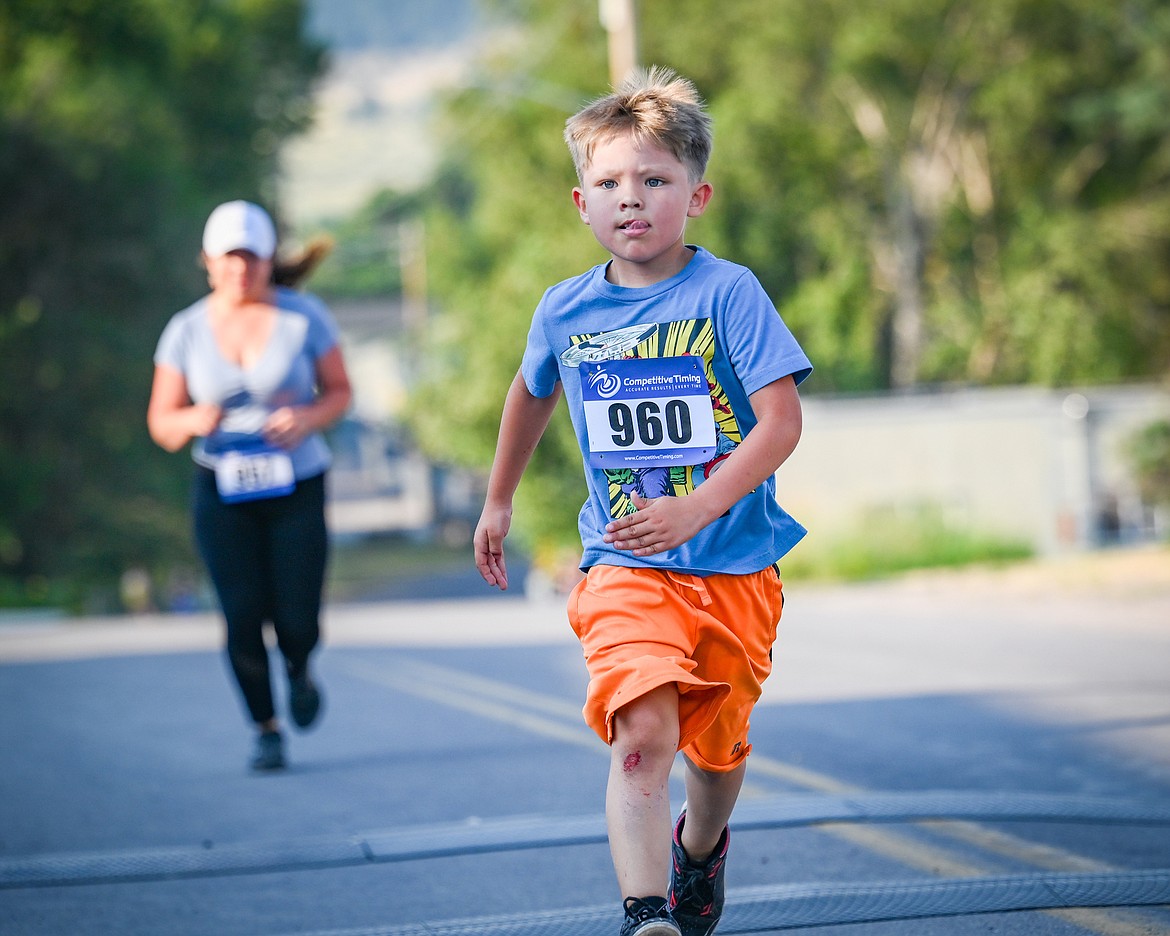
[624,896,670,923]
[670,858,713,911]
[670,833,727,915]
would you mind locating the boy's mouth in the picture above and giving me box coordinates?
[620,219,650,234]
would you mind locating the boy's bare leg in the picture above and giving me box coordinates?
[679,755,746,859]
[607,683,681,898]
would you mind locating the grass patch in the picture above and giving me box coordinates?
[326,534,474,602]
[327,506,1034,597]
[781,505,1034,583]
[2,509,1036,614]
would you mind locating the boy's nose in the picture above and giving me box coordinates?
[620,191,642,209]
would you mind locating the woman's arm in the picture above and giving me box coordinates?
[263,345,353,448]
[146,364,222,453]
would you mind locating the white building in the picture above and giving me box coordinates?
[777,383,1170,555]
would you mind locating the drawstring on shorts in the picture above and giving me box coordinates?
[666,571,713,608]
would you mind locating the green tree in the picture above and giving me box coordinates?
[1128,419,1170,514]
[410,3,606,560]
[658,0,1170,389]
[414,0,1170,559]
[0,0,324,609]
[306,189,428,300]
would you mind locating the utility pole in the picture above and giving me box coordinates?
[599,0,638,87]
[398,217,428,335]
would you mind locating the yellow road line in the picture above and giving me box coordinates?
[343,658,606,752]
[341,656,1164,935]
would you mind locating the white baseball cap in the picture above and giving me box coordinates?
[202,200,277,259]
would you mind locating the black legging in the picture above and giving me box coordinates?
[193,468,328,725]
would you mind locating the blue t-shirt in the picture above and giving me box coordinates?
[153,286,340,480]
[522,246,813,576]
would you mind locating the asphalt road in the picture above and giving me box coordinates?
[1,553,1169,935]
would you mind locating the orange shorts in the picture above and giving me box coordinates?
[567,563,784,773]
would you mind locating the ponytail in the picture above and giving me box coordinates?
[272,235,335,288]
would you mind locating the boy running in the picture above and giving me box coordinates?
[474,67,812,936]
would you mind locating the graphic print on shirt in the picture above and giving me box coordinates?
[560,320,740,519]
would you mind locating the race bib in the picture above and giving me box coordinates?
[581,356,717,468]
[215,445,295,503]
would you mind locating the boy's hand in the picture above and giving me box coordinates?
[474,504,513,590]
[603,492,707,557]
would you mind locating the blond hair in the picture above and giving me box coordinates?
[564,66,713,183]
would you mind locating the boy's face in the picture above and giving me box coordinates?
[573,132,712,288]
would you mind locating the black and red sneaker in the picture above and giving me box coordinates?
[667,810,729,936]
[620,896,681,936]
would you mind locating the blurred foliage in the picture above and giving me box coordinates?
[5,0,1170,604]
[0,0,325,609]
[408,0,1170,562]
[305,189,426,299]
[325,535,471,603]
[780,504,1034,583]
[1128,419,1170,511]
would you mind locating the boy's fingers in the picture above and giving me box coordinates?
[605,511,642,534]
[489,552,508,589]
[475,535,508,589]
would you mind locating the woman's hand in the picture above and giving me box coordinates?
[185,403,223,438]
[262,406,309,449]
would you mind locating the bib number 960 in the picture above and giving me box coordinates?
[608,400,693,448]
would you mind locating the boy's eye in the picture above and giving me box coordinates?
[646,178,664,188]
[600,180,617,189]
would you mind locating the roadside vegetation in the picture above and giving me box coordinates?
[3,0,1168,612]
[780,507,1033,584]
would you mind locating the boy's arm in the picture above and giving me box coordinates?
[603,375,802,557]
[474,370,563,590]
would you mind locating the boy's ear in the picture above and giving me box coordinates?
[688,181,714,218]
[572,187,591,225]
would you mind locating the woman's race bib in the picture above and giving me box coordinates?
[214,443,295,503]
